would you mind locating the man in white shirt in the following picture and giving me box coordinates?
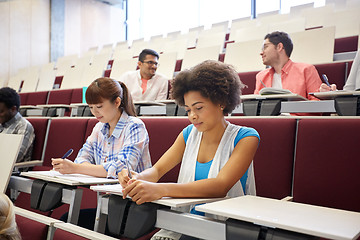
[119,49,169,101]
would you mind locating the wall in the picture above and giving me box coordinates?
[0,0,50,87]
[0,0,126,87]
[64,0,126,57]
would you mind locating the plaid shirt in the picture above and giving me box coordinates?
[0,112,35,163]
[75,111,152,178]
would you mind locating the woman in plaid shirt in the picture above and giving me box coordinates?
[52,77,152,179]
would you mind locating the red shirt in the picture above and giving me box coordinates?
[254,59,322,101]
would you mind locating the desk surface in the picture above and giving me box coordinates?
[91,184,225,208]
[241,93,308,101]
[0,134,23,193]
[21,171,119,186]
[196,196,360,240]
[311,90,360,100]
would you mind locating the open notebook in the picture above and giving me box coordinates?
[259,87,292,95]
[0,134,24,193]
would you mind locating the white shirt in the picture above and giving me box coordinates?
[344,51,360,91]
[272,72,282,89]
[119,70,169,101]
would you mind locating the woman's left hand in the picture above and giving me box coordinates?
[122,180,164,205]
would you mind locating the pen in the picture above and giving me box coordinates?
[61,148,74,159]
[260,79,267,88]
[52,148,74,171]
[321,74,332,90]
[125,160,132,179]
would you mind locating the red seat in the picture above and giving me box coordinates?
[293,119,360,212]
[238,71,260,95]
[26,118,50,161]
[228,118,297,200]
[141,117,190,183]
[334,36,358,54]
[16,214,49,240]
[35,118,89,169]
[48,89,73,105]
[314,62,347,90]
[85,118,99,140]
[19,92,29,105]
[26,91,49,106]
[53,228,89,240]
[71,88,84,104]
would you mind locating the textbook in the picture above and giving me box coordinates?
[259,87,292,95]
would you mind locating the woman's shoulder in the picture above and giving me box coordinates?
[234,125,260,145]
[126,115,146,128]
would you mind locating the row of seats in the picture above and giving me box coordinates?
[15,206,118,240]
[11,116,360,239]
[19,88,82,106]
[17,116,360,206]
[7,26,359,92]
[15,57,354,117]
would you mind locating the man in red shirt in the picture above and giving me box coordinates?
[254,31,322,101]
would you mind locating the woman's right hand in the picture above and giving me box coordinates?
[118,169,138,187]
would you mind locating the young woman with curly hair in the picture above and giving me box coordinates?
[118,60,260,239]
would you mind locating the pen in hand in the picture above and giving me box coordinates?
[52,148,73,172]
[61,148,74,159]
[125,160,132,179]
[321,74,332,91]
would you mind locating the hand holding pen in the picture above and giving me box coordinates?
[320,74,337,92]
[51,148,74,174]
[118,160,137,188]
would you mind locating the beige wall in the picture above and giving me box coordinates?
[64,0,126,57]
[0,0,126,87]
[0,0,50,87]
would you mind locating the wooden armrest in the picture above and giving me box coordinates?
[281,196,293,201]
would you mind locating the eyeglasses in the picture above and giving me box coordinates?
[142,61,159,67]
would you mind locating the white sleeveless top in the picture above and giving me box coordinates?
[178,122,256,198]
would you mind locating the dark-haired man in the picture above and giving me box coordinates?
[254,31,322,100]
[119,49,168,101]
[0,87,34,164]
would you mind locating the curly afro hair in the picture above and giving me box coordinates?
[171,60,245,115]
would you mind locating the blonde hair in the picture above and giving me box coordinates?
[0,194,21,240]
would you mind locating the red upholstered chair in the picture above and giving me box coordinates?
[314,62,347,90]
[48,89,73,105]
[34,118,89,170]
[227,118,297,200]
[238,71,260,95]
[53,229,89,240]
[175,59,182,72]
[26,118,50,162]
[85,118,99,140]
[71,88,83,104]
[141,117,191,183]
[19,92,29,106]
[16,214,49,240]
[54,76,64,88]
[26,91,49,106]
[334,36,358,54]
[293,119,360,212]
[104,69,111,77]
